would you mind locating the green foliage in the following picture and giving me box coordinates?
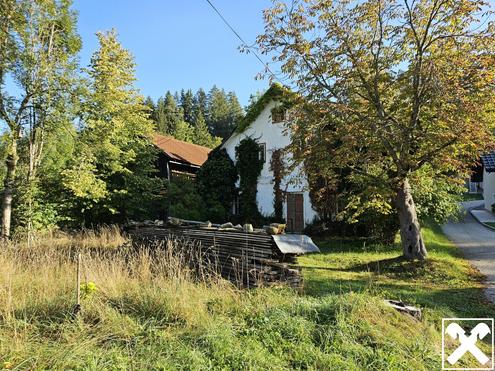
[193,112,222,148]
[269,149,285,221]
[193,88,208,122]
[257,0,495,259]
[236,83,295,133]
[1,223,492,370]
[80,281,98,300]
[180,89,195,125]
[236,138,263,224]
[197,148,238,222]
[153,92,183,135]
[173,120,194,142]
[207,86,244,138]
[147,87,238,145]
[62,30,163,225]
[411,166,464,223]
[166,177,205,221]
[0,0,82,237]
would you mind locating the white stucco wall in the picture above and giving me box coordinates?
[221,100,318,225]
[483,169,495,211]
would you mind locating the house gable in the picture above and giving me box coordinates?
[220,86,317,228]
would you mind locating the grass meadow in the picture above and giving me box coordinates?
[0,223,493,370]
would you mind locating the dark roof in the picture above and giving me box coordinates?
[481,152,495,172]
[152,133,211,167]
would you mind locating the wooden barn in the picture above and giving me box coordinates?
[152,133,211,180]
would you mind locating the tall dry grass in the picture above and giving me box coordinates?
[0,227,244,367]
[0,226,443,370]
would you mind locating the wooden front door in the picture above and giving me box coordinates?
[286,193,304,233]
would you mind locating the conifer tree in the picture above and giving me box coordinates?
[155,92,183,135]
[193,88,208,122]
[193,112,221,148]
[173,120,194,143]
[180,89,195,125]
[227,91,244,133]
[207,86,231,138]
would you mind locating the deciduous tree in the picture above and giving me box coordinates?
[63,30,163,224]
[257,0,495,260]
[0,0,81,238]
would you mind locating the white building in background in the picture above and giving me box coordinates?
[481,153,495,211]
[221,85,318,232]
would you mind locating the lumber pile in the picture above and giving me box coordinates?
[127,218,315,290]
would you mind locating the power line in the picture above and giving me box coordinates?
[204,0,280,83]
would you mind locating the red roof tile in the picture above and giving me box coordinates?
[152,133,211,167]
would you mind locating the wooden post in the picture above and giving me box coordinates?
[73,253,81,316]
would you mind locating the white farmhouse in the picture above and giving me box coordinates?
[221,84,318,232]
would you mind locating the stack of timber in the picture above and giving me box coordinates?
[127,220,319,290]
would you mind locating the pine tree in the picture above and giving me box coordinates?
[173,120,194,143]
[193,112,221,148]
[155,92,183,135]
[144,96,155,112]
[180,89,195,125]
[227,91,244,133]
[193,88,208,122]
[207,86,231,138]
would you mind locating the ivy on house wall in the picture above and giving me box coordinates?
[269,148,285,221]
[235,83,297,134]
[235,138,263,224]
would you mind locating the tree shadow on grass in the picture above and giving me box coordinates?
[303,273,495,318]
[303,255,435,278]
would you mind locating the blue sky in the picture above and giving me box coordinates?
[73,0,273,106]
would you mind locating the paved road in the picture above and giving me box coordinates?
[442,201,495,302]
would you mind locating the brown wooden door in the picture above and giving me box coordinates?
[286,193,304,233]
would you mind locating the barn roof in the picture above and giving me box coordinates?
[152,133,211,167]
[481,152,495,173]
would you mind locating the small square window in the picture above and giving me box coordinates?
[271,107,286,124]
[259,143,266,162]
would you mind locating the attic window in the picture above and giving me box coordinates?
[271,106,286,124]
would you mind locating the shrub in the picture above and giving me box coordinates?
[197,148,238,222]
[166,177,205,221]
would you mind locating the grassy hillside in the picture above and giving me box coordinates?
[0,224,493,370]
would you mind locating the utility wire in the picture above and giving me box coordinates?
[204,0,281,83]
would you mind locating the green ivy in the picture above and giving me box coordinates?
[269,149,285,221]
[236,138,264,224]
[235,83,296,134]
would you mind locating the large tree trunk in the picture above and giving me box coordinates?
[1,136,18,239]
[395,178,427,261]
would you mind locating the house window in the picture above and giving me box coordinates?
[232,193,241,216]
[259,143,266,162]
[271,106,286,124]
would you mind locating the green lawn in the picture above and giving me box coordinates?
[1,224,493,370]
[301,223,493,320]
